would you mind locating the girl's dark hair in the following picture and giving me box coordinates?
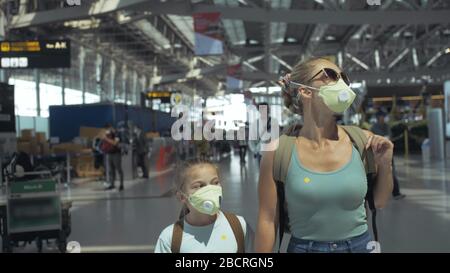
[176,158,219,219]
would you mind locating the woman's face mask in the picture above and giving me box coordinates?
[291,78,356,114]
[182,185,223,215]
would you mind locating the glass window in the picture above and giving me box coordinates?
[85,93,100,104]
[65,88,83,105]
[9,78,38,117]
[40,82,62,118]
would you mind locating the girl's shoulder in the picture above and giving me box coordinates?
[220,212,247,235]
[158,223,176,242]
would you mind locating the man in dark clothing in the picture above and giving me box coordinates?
[371,111,405,200]
[102,124,124,191]
[134,126,148,179]
[371,111,391,137]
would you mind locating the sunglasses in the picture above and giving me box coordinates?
[308,68,350,86]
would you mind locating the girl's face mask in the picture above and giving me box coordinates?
[290,78,356,114]
[183,185,223,215]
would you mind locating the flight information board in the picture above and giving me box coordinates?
[146,91,172,103]
[0,83,15,132]
[0,40,71,69]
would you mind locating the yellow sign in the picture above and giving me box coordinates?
[1,43,10,52]
[146,91,171,99]
[0,41,41,52]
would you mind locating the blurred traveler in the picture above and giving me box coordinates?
[134,126,149,179]
[101,124,124,191]
[371,111,405,200]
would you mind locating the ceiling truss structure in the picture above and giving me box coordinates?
[4,0,450,97]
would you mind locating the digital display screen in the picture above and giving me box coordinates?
[0,83,15,132]
[0,40,71,69]
[146,91,171,103]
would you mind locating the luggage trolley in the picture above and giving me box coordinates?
[1,159,72,253]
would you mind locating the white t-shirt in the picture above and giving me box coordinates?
[154,211,254,253]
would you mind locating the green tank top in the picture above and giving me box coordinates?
[285,145,368,241]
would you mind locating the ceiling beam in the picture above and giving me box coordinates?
[238,68,450,86]
[10,0,450,29]
[151,64,227,85]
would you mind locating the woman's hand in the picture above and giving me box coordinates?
[364,133,395,209]
[365,134,394,167]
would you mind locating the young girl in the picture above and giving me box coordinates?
[155,159,253,253]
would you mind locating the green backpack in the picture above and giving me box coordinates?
[272,125,378,251]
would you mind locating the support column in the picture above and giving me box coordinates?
[0,8,8,83]
[61,68,65,105]
[140,75,147,107]
[122,65,128,104]
[110,60,116,102]
[35,69,41,117]
[96,53,104,101]
[79,47,86,104]
[132,70,138,105]
[149,63,158,91]
[337,51,343,68]
[263,7,272,94]
[19,0,27,15]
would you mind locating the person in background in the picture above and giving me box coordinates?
[92,136,105,181]
[238,124,248,164]
[102,124,124,191]
[134,126,149,179]
[254,102,272,167]
[371,110,406,200]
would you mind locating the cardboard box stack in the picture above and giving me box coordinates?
[51,143,89,154]
[15,127,106,180]
[146,131,160,139]
[71,154,103,178]
[17,129,43,156]
[35,132,46,143]
[80,127,106,140]
[20,129,34,141]
[71,127,106,178]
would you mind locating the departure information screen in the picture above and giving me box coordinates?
[146,91,172,103]
[0,40,71,69]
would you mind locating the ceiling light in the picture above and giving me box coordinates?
[286,37,297,43]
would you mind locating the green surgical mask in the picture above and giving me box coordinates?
[290,79,356,113]
[184,185,222,215]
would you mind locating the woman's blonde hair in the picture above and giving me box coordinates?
[175,158,219,219]
[280,56,331,115]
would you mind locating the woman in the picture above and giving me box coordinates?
[255,57,394,253]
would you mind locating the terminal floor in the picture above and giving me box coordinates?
[1,152,450,253]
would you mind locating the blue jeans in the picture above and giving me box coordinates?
[287,231,373,253]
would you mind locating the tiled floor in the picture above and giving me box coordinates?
[1,151,449,253]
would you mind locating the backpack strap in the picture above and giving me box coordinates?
[223,212,245,253]
[340,125,379,242]
[340,125,376,175]
[273,135,296,183]
[171,219,184,253]
[272,135,296,252]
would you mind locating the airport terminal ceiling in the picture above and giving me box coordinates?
[2,0,450,98]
